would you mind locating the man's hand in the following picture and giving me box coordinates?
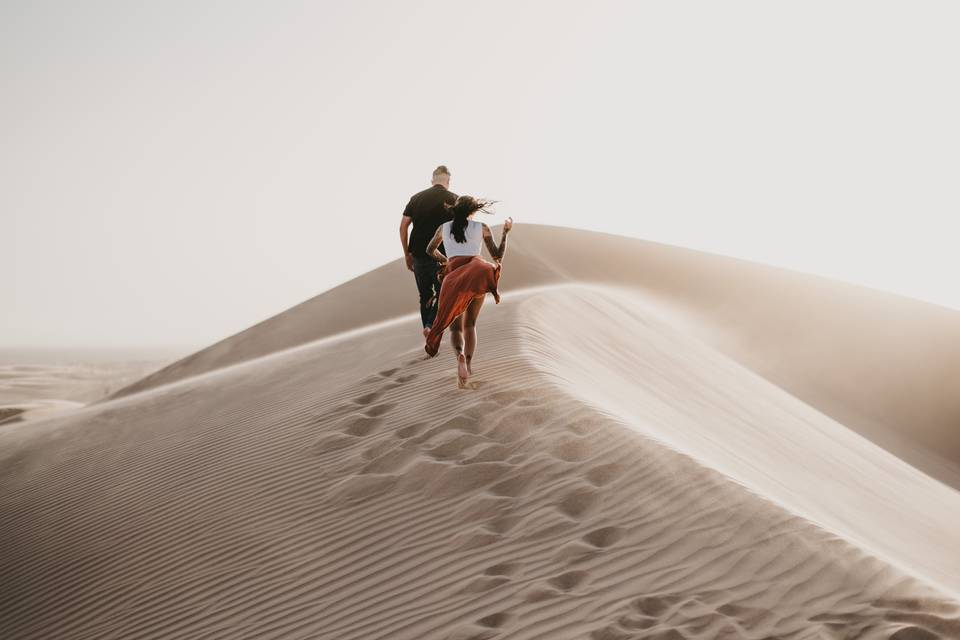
[404,253,414,272]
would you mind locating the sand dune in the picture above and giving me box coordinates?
[109,225,960,489]
[0,349,178,424]
[2,277,959,638]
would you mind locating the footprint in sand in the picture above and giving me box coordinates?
[364,402,395,417]
[522,586,561,603]
[615,595,742,637]
[395,422,428,439]
[339,413,382,437]
[483,514,523,535]
[377,367,400,378]
[554,486,602,519]
[352,390,383,405]
[476,611,513,628]
[550,526,626,564]
[562,413,609,436]
[547,435,595,462]
[582,525,626,548]
[547,569,590,592]
[585,462,627,487]
[629,594,683,618]
[613,612,658,632]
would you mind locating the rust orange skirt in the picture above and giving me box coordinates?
[424,255,501,357]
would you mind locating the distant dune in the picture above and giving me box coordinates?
[2,226,958,639]
[0,349,180,424]
[111,225,960,488]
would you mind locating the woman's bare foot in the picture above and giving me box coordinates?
[465,355,473,375]
[457,353,470,388]
[422,327,430,339]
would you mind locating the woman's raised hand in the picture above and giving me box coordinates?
[503,217,513,233]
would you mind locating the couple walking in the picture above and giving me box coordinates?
[399,165,513,387]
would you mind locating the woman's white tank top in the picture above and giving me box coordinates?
[442,219,483,257]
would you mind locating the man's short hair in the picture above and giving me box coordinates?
[432,165,450,178]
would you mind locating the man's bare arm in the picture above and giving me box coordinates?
[399,215,413,271]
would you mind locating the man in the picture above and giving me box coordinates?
[399,165,458,337]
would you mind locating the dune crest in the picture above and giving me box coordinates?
[520,286,960,595]
[2,284,958,639]
[109,225,960,489]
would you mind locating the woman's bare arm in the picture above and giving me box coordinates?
[426,227,446,264]
[482,219,512,262]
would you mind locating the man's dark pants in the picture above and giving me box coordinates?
[412,255,440,329]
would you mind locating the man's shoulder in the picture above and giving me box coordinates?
[403,187,428,216]
[407,186,448,203]
[408,187,430,202]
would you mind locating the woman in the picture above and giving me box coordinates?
[423,195,512,387]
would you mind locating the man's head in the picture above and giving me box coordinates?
[431,165,451,188]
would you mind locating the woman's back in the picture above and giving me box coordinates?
[442,219,484,257]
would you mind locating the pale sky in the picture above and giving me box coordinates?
[4,1,958,350]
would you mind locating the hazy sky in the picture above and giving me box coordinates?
[4,1,958,349]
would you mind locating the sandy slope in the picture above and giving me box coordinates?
[2,285,958,640]
[109,225,960,488]
[0,349,179,423]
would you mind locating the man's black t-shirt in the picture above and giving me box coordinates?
[403,184,458,258]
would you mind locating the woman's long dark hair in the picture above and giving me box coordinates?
[445,195,496,243]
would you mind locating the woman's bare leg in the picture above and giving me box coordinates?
[463,295,485,375]
[450,315,469,386]
[449,315,465,355]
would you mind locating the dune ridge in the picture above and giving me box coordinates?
[2,285,958,639]
[520,286,960,595]
[108,225,960,489]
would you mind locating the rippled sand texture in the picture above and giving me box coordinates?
[2,283,958,639]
